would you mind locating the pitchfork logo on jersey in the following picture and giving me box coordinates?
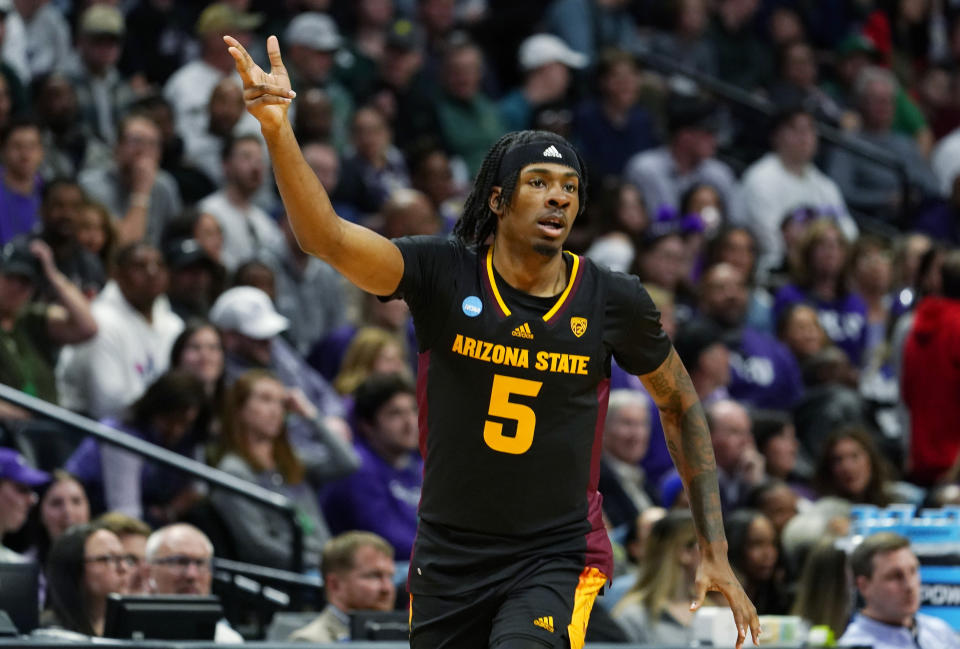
[570,317,587,338]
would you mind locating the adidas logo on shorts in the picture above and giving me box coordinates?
[533,616,555,633]
[542,145,563,159]
[511,322,534,340]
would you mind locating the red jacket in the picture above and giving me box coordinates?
[902,296,960,484]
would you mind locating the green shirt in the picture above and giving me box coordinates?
[0,303,58,404]
[437,93,504,178]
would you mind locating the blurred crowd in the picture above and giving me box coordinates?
[4,0,960,643]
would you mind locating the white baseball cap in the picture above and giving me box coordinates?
[209,286,289,340]
[519,34,587,71]
[284,12,342,52]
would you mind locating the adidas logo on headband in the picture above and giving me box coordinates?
[542,145,563,159]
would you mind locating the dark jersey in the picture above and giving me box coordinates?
[390,237,671,594]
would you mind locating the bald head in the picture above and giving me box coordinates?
[707,399,753,473]
[382,188,439,238]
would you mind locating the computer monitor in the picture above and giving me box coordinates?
[0,562,39,634]
[349,610,409,640]
[103,594,223,640]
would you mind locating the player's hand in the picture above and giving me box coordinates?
[692,552,761,649]
[223,34,296,131]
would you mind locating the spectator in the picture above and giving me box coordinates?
[182,78,246,188]
[572,50,658,184]
[582,182,648,273]
[321,373,421,558]
[45,523,131,636]
[812,427,891,507]
[902,249,960,485]
[776,303,829,364]
[541,0,637,67]
[750,410,809,490]
[931,126,960,197]
[79,113,183,248]
[849,235,894,364]
[765,41,844,124]
[706,399,765,511]
[646,0,715,78]
[359,17,440,156]
[0,239,98,412]
[436,37,503,178]
[12,0,70,81]
[379,187,442,239]
[65,5,134,145]
[163,238,224,322]
[612,511,700,645]
[409,144,462,230]
[66,371,207,524]
[707,0,771,91]
[745,480,799,540]
[828,66,939,222]
[333,326,410,396]
[35,179,105,300]
[210,370,356,569]
[839,533,957,649]
[673,318,731,405]
[118,0,194,88]
[635,226,687,298]
[791,537,851,640]
[741,108,855,277]
[303,140,359,223]
[705,226,771,333]
[337,106,411,217]
[169,322,226,435]
[0,117,43,244]
[0,447,49,561]
[624,94,743,221]
[145,523,244,642]
[163,3,262,142]
[289,531,397,642]
[283,12,353,151]
[209,286,348,447]
[774,219,868,367]
[33,73,111,180]
[0,3,26,114]
[697,263,804,409]
[598,389,654,529]
[199,135,283,272]
[75,200,116,273]
[95,512,151,595]
[500,33,584,133]
[724,509,787,615]
[12,471,89,570]
[56,242,184,420]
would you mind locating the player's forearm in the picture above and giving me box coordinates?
[641,348,727,552]
[261,120,342,258]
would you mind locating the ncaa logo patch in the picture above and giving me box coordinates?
[570,317,588,337]
[462,296,483,317]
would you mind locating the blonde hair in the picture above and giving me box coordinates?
[618,510,697,619]
[333,327,409,396]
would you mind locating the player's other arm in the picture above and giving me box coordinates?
[223,35,403,297]
[639,347,760,649]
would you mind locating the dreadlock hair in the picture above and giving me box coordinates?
[454,130,588,247]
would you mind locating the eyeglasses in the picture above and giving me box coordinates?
[150,555,212,572]
[85,554,136,568]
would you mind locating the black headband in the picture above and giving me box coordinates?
[495,141,582,185]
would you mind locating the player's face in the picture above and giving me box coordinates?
[495,163,580,257]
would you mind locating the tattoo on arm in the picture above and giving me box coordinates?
[641,348,725,544]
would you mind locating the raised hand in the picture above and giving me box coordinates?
[223,34,296,131]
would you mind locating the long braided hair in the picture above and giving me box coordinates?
[453,130,589,247]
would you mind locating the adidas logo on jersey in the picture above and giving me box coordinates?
[533,616,554,633]
[542,145,563,159]
[511,322,534,340]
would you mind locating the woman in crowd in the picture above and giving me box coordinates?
[725,509,788,615]
[18,471,90,569]
[612,511,703,644]
[849,235,894,364]
[812,427,892,506]
[791,536,852,639]
[774,219,869,367]
[583,182,649,273]
[333,326,410,396]
[45,523,131,636]
[66,371,208,524]
[210,370,359,570]
[75,200,116,272]
[170,321,226,437]
[777,302,830,364]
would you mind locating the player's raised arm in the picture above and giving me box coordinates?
[223,35,403,296]
[640,347,761,649]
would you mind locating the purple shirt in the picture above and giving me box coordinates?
[320,438,422,559]
[728,327,804,409]
[774,283,868,366]
[0,171,41,244]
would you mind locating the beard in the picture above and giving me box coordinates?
[533,242,561,258]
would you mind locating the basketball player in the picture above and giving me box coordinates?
[223,34,760,649]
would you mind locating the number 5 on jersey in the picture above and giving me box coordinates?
[483,374,543,454]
